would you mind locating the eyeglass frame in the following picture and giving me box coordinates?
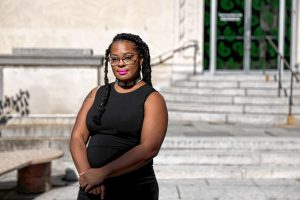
[108,53,140,66]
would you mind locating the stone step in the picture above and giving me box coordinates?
[168,111,298,124]
[169,111,227,122]
[3,136,300,179]
[240,81,300,89]
[0,137,73,162]
[161,87,246,96]
[167,102,243,113]
[164,94,299,105]
[154,164,300,179]
[164,93,234,104]
[188,74,293,81]
[173,81,239,88]
[227,113,300,125]
[162,137,300,151]
[188,78,294,84]
[6,115,76,125]
[1,124,73,137]
[246,88,300,96]
[160,87,300,96]
[2,136,300,156]
[156,150,300,165]
[244,105,300,114]
[173,80,300,89]
[167,102,300,114]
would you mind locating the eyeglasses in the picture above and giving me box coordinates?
[108,54,138,66]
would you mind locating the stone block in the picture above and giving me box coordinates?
[17,162,51,193]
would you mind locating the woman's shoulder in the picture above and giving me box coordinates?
[145,86,165,104]
[87,85,102,99]
[141,82,157,92]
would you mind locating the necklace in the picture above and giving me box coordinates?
[116,76,141,87]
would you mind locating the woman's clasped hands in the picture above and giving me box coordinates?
[79,168,107,199]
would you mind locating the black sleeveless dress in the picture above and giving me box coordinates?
[77,82,159,200]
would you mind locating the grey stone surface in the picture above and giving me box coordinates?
[227,114,288,125]
[0,55,103,66]
[167,102,244,113]
[12,48,94,56]
[164,93,234,103]
[169,112,227,122]
[0,66,3,101]
[161,87,246,96]
[164,73,300,125]
[188,74,285,81]
[28,179,300,200]
[1,121,300,199]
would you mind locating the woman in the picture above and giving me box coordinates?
[70,33,168,200]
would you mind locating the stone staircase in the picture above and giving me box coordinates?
[154,135,300,179]
[1,120,300,179]
[161,73,300,125]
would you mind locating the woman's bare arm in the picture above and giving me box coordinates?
[69,87,98,174]
[80,91,168,191]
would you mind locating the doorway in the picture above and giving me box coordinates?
[204,0,291,71]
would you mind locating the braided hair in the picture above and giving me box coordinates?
[94,33,152,125]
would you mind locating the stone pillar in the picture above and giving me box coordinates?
[209,0,217,75]
[278,0,286,75]
[296,0,300,72]
[290,0,297,71]
[243,0,252,73]
[173,0,204,82]
[0,67,3,102]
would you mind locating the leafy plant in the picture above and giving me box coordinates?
[0,90,30,126]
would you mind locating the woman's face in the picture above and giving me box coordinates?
[109,40,142,82]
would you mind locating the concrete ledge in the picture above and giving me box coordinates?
[6,115,76,125]
[12,48,93,56]
[0,55,103,66]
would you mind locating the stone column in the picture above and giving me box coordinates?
[278,0,286,75]
[209,0,217,75]
[243,0,252,73]
[0,67,3,102]
[296,0,300,72]
[173,0,204,82]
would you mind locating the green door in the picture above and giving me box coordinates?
[204,0,291,71]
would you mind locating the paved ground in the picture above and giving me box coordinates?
[27,178,300,200]
[1,121,300,200]
[2,177,300,200]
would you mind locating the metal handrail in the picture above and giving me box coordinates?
[265,36,300,117]
[151,41,199,75]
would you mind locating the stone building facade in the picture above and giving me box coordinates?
[0,0,299,115]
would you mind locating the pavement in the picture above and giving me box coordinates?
[1,121,300,200]
[17,178,300,200]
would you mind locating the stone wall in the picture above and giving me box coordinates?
[172,0,204,82]
[0,0,175,57]
[0,0,176,114]
[0,48,103,114]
